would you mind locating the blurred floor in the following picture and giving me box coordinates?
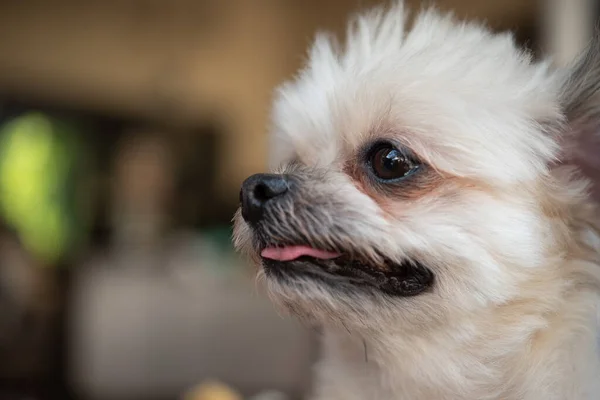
[69,232,315,400]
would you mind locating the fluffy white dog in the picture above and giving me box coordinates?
[233,2,600,399]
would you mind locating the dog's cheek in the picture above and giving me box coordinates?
[401,181,549,269]
[388,189,547,306]
[464,194,548,268]
[453,197,547,301]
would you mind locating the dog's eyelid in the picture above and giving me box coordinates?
[359,139,424,167]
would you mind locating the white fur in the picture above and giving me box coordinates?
[234,2,600,399]
[270,3,560,184]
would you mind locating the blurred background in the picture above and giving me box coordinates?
[0,1,597,399]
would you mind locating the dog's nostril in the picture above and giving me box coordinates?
[240,173,290,224]
[254,183,269,201]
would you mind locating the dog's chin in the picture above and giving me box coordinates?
[261,254,435,297]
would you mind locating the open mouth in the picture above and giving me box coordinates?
[260,245,434,297]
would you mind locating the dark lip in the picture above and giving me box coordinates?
[261,254,435,297]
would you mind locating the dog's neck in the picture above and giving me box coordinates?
[312,272,600,400]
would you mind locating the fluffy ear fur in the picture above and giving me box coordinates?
[560,34,600,199]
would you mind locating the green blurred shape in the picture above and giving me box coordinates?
[0,112,88,265]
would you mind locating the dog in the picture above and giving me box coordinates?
[233,2,600,399]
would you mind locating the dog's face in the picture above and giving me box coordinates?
[233,4,600,331]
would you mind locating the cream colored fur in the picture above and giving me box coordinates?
[233,2,600,399]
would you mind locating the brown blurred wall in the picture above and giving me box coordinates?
[0,0,536,201]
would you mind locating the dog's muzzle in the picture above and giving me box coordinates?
[237,171,435,298]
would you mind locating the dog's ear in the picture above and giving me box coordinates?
[559,34,600,199]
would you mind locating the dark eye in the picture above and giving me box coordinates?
[368,144,419,181]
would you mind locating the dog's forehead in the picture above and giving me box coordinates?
[269,6,562,184]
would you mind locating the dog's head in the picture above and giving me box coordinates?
[233,3,600,331]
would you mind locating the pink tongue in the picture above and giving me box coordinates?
[261,245,341,262]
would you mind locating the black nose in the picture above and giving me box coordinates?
[240,173,289,224]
